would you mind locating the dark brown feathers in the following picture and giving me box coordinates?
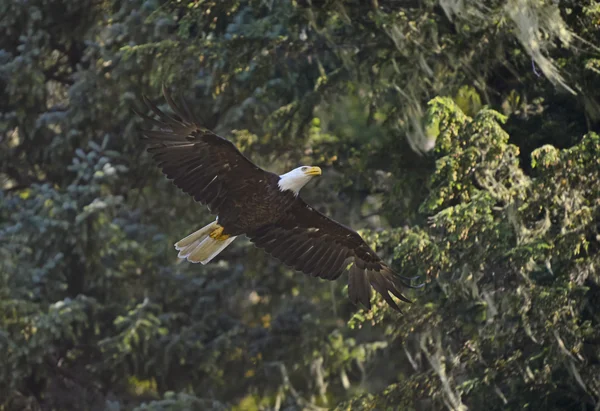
[135,86,269,215]
[136,87,422,312]
[247,200,422,311]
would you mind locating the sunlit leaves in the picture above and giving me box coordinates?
[346,97,600,409]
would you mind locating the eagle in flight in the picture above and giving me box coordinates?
[135,87,421,311]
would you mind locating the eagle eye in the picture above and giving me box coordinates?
[301,166,308,171]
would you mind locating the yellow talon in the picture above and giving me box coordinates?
[209,225,230,241]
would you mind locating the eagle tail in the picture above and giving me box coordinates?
[174,221,237,264]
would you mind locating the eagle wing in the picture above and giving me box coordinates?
[135,87,274,214]
[248,199,421,311]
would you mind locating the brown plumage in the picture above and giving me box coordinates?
[135,87,422,311]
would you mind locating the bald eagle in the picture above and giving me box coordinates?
[135,88,421,311]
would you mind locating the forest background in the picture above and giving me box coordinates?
[1,0,600,410]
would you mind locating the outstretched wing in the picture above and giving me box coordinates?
[248,199,421,311]
[135,87,275,214]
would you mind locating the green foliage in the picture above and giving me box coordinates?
[1,0,600,410]
[337,101,600,411]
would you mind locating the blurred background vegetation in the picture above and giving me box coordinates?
[1,0,600,410]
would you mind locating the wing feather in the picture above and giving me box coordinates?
[327,251,352,280]
[269,234,305,258]
[303,242,330,275]
[315,249,343,279]
[287,243,315,267]
[308,249,334,273]
[348,264,372,309]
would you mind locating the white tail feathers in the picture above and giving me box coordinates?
[174,221,237,265]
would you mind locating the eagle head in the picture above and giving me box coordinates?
[278,166,322,194]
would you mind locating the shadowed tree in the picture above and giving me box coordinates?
[1,0,599,409]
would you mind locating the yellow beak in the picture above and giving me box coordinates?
[304,166,322,176]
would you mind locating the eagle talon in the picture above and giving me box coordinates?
[209,225,230,241]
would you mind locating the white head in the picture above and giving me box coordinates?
[278,166,322,195]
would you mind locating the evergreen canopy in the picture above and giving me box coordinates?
[1,0,599,410]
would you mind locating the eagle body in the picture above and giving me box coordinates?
[136,88,421,311]
[212,172,297,236]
